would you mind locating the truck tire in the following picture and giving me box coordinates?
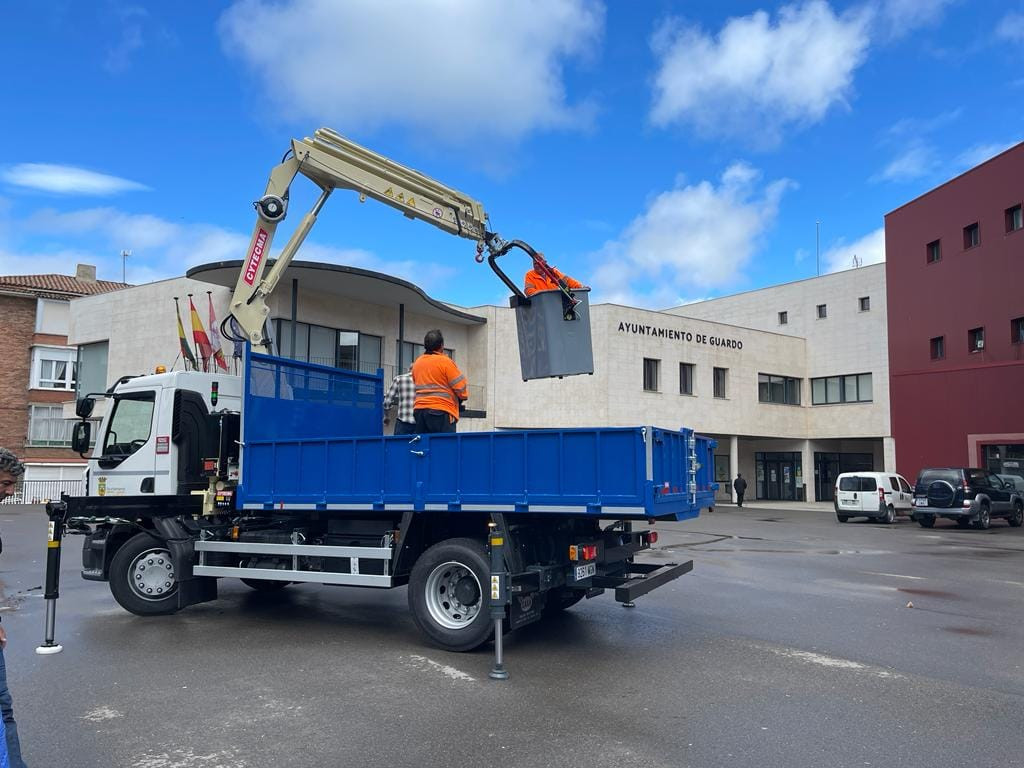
[408,537,492,652]
[108,532,180,616]
[241,579,291,591]
[1009,501,1023,528]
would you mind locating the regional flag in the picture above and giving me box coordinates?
[189,296,215,372]
[206,293,229,372]
[175,300,198,370]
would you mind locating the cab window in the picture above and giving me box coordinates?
[103,392,155,458]
[899,477,912,493]
[889,477,899,491]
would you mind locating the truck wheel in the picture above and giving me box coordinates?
[408,538,492,652]
[543,588,586,616]
[241,579,291,591]
[1009,501,1023,528]
[974,504,991,530]
[108,532,180,616]
[918,516,935,528]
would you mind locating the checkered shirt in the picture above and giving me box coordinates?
[383,372,416,424]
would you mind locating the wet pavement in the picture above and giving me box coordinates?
[2,503,1022,767]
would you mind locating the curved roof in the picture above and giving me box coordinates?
[187,260,485,325]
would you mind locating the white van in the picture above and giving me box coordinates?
[834,472,914,524]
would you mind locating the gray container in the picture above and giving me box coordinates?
[514,288,594,380]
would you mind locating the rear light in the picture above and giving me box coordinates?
[647,531,659,545]
[878,488,885,502]
[569,544,598,561]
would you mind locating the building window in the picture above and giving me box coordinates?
[274,319,386,373]
[811,373,873,404]
[30,347,77,390]
[1006,204,1022,233]
[1013,317,1024,345]
[858,296,870,312]
[679,363,694,395]
[778,311,788,325]
[926,239,941,264]
[643,358,660,392]
[713,367,727,399]
[969,326,985,352]
[816,304,827,319]
[963,222,980,249]
[930,336,945,360]
[27,405,74,447]
[397,340,454,369]
[758,373,801,405]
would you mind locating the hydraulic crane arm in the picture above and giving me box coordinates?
[228,127,490,350]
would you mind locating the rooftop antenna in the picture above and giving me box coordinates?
[852,254,862,268]
[120,249,132,284]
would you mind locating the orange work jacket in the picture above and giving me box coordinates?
[411,352,468,421]
[524,266,584,296]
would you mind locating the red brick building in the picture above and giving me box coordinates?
[0,264,124,493]
[885,143,1024,483]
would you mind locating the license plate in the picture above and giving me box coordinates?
[574,563,596,581]
[915,498,927,507]
[841,499,856,506]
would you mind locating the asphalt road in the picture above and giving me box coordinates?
[2,503,1022,768]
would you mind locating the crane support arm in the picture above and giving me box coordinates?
[229,128,490,350]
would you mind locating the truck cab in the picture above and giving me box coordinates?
[85,371,242,499]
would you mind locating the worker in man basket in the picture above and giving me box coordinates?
[523,252,587,297]
[411,330,468,433]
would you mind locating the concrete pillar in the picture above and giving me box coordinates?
[883,436,897,473]
[801,439,815,502]
[730,435,739,503]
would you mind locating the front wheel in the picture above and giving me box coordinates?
[408,538,493,652]
[108,532,180,616]
[883,505,896,525]
[1009,502,1023,528]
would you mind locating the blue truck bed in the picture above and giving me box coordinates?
[238,352,717,519]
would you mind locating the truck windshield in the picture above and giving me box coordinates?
[103,392,155,458]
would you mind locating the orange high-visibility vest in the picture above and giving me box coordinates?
[411,352,468,421]
[524,267,583,296]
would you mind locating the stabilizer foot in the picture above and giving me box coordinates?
[35,644,63,655]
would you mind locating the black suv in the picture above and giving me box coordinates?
[911,468,1024,529]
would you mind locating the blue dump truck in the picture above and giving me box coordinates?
[43,349,717,653]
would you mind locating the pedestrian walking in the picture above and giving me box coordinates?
[733,473,747,508]
[0,448,28,768]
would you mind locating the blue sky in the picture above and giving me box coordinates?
[1,0,1021,309]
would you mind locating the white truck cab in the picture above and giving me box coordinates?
[86,371,241,498]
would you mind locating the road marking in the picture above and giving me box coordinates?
[407,654,475,682]
[132,748,245,768]
[1001,580,1024,588]
[763,646,901,678]
[862,571,925,581]
[81,706,123,722]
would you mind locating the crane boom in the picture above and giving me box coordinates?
[228,128,490,350]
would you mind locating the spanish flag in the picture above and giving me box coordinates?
[189,295,214,372]
[174,298,198,370]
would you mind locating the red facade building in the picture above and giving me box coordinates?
[885,143,1024,483]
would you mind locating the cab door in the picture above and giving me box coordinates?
[986,472,1012,513]
[91,390,157,497]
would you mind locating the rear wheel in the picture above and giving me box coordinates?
[974,505,991,530]
[918,516,935,528]
[956,518,972,529]
[1009,501,1023,528]
[108,532,180,616]
[408,537,493,652]
[836,514,849,523]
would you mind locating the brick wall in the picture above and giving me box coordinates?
[0,295,36,454]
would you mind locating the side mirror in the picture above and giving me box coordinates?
[76,396,95,419]
[71,421,92,455]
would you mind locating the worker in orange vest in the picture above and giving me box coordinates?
[411,329,468,433]
[524,253,586,297]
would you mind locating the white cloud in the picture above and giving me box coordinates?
[996,11,1024,42]
[218,0,602,144]
[876,141,938,182]
[590,164,793,308]
[105,6,147,74]
[650,2,871,144]
[2,164,149,196]
[822,227,884,273]
[872,0,957,40]
[954,140,1021,171]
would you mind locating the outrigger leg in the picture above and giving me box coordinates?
[36,500,67,655]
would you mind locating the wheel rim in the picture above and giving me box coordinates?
[1014,505,1023,525]
[423,560,482,630]
[128,547,177,601]
[886,506,895,523]
[979,507,990,528]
